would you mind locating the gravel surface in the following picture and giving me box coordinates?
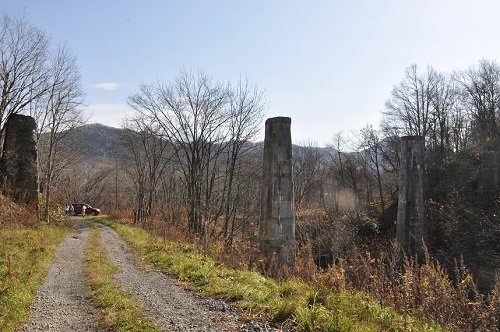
[21,219,99,332]
[20,219,284,332]
[96,223,283,332]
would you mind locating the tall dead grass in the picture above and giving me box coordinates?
[107,211,499,331]
[0,194,38,227]
[314,244,500,331]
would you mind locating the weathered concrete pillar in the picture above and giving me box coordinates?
[260,117,295,271]
[0,114,38,203]
[478,149,499,195]
[397,136,425,256]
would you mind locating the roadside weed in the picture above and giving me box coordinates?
[0,226,69,332]
[83,225,160,332]
[99,218,443,331]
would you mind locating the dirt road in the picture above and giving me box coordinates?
[21,219,279,331]
[21,220,98,332]
[96,223,247,331]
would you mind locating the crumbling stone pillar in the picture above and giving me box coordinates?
[0,114,38,203]
[478,149,499,195]
[260,117,295,271]
[397,136,425,256]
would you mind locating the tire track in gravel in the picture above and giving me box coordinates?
[21,219,99,332]
[96,223,278,332]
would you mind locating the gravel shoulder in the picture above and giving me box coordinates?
[96,223,280,332]
[21,219,99,332]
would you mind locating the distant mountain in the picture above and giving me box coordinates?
[53,123,129,165]
[50,123,344,168]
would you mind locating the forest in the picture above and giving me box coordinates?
[1,13,499,330]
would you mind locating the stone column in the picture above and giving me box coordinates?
[478,149,499,195]
[0,114,38,203]
[259,117,295,270]
[397,135,425,256]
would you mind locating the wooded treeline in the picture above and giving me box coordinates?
[124,72,266,249]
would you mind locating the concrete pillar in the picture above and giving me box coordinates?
[0,114,38,203]
[478,149,499,195]
[260,116,295,270]
[397,136,425,256]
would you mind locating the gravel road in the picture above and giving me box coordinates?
[21,219,99,332]
[20,219,282,332]
[96,223,281,332]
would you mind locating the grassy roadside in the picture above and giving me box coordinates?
[96,217,442,332]
[0,225,70,332]
[83,224,161,332]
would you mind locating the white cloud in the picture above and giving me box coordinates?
[83,103,134,128]
[94,82,121,91]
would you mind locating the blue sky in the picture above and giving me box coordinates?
[2,0,500,146]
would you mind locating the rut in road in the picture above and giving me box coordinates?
[96,223,248,332]
[21,220,99,332]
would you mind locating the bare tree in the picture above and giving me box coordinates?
[121,122,147,224]
[428,72,457,158]
[221,77,265,246]
[359,125,386,213]
[448,101,471,152]
[293,142,324,210]
[128,71,266,245]
[383,64,439,139]
[457,60,500,148]
[0,14,49,156]
[34,45,84,222]
[129,71,231,234]
[326,133,364,212]
[121,115,172,225]
[325,133,347,212]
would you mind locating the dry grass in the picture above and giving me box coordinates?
[105,211,499,331]
[0,194,37,227]
[99,217,443,331]
[0,192,73,331]
[0,193,70,228]
[106,208,130,221]
[0,225,70,331]
[316,245,500,331]
[83,225,161,332]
